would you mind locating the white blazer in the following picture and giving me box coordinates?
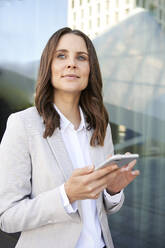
[0,107,124,248]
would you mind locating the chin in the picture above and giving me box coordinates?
[64,85,87,92]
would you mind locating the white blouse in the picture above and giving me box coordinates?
[55,105,122,248]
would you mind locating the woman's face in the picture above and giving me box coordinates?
[51,33,90,97]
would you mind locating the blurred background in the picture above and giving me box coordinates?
[0,0,165,247]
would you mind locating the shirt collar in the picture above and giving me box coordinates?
[54,104,85,132]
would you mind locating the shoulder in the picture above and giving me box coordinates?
[9,106,40,121]
[6,106,43,134]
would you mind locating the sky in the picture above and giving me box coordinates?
[0,0,68,63]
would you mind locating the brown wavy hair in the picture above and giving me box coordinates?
[35,27,109,146]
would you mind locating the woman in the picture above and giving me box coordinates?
[0,27,139,248]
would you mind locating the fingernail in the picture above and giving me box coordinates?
[131,171,135,175]
[132,170,140,175]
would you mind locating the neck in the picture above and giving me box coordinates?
[54,92,81,129]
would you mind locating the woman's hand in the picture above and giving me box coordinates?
[64,164,118,203]
[106,159,140,195]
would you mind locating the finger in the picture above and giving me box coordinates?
[89,184,106,199]
[125,152,131,155]
[92,164,118,180]
[127,160,137,170]
[126,170,140,184]
[121,160,136,171]
[72,165,94,176]
[126,169,140,183]
[131,170,140,176]
[90,176,108,191]
[90,192,100,200]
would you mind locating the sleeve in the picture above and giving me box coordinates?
[104,189,123,204]
[103,191,124,214]
[59,184,78,213]
[102,123,124,214]
[0,114,79,234]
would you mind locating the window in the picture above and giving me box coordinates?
[115,12,119,22]
[106,0,110,10]
[149,3,156,13]
[73,12,76,21]
[142,0,146,8]
[89,20,92,29]
[163,10,165,21]
[72,0,74,8]
[97,3,100,13]
[159,9,162,19]
[81,9,84,18]
[136,0,140,6]
[89,6,92,16]
[106,14,109,25]
[125,8,129,15]
[81,22,84,30]
[97,17,100,27]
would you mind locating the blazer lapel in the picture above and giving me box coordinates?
[46,128,74,181]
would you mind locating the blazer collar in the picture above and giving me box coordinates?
[54,104,86,132]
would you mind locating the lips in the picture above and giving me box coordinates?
[62,74,80,78]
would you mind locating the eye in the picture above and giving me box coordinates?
[57,53,66,59]
[77,55,87,61]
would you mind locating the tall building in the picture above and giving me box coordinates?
[137,0,165,30]
[68,0,165,39]
[68,0,136,39]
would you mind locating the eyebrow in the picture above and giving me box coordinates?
[55,49,89,56]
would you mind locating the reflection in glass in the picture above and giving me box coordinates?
[94,8,165,248]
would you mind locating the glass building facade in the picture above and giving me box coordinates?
[94,8,165,248]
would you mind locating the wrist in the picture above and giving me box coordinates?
[106,188,120,196]
[64,182,75,204]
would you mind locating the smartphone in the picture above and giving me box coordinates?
[96,154,139,170]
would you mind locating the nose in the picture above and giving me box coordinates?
[67,57,77,69]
